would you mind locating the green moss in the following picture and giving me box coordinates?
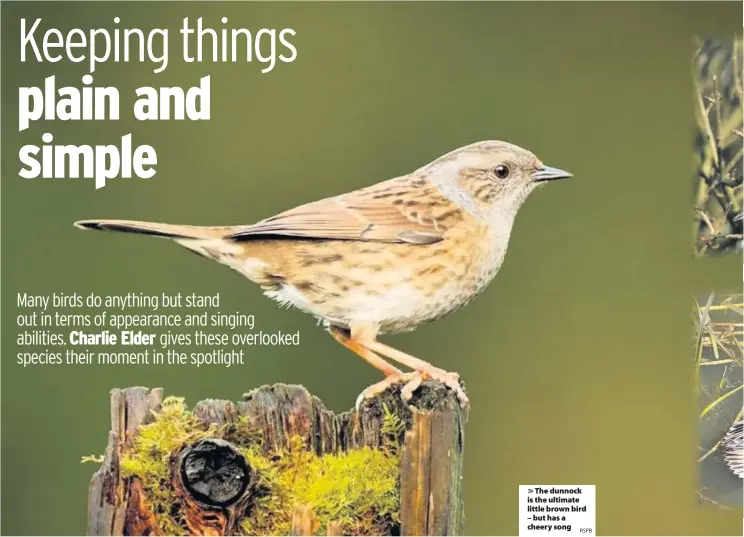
[120,396,214,535]
[238,439,399,536]
[117,396,401,536]
[380,403,406,452]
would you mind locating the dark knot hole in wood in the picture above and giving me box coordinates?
[177,438,252,508]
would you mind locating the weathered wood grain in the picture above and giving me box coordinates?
[87,382,467,536]
[87,387,164,536]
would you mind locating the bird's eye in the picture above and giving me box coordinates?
[494,165,510,179]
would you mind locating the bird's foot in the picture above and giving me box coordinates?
[355,369,469,410]
[421,367,469,408]
[355,372,420,411]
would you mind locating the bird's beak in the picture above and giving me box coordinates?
[532,165,573,183]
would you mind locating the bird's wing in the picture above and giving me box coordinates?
[225,177,461,244]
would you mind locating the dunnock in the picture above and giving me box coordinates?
[75,140,571,408]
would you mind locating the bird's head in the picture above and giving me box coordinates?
[419,140,572,218]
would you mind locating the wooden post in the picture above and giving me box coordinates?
[87,382,467,536]
[87,387,164,536]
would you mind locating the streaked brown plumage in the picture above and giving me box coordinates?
[75,140,571,407]
[722,418,743,478]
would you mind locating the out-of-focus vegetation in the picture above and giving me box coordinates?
[695,294,743,507]
[693,38,743,255]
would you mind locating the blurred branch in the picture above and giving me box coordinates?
[693,37,743,255]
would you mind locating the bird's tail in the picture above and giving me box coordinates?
[74,219,229,240]
[73,219,247,264]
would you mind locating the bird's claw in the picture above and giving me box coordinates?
[355,369,469,411]
[423,368,469,408]
[355,372,420,411]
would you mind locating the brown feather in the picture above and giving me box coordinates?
[74,219,231,239]
[225,177,460,244]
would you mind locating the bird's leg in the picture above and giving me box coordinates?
[332,324,423,410]
[328,325,402,376]
[362,339,469,408]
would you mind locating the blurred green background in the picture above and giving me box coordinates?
[2,1,742,535]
